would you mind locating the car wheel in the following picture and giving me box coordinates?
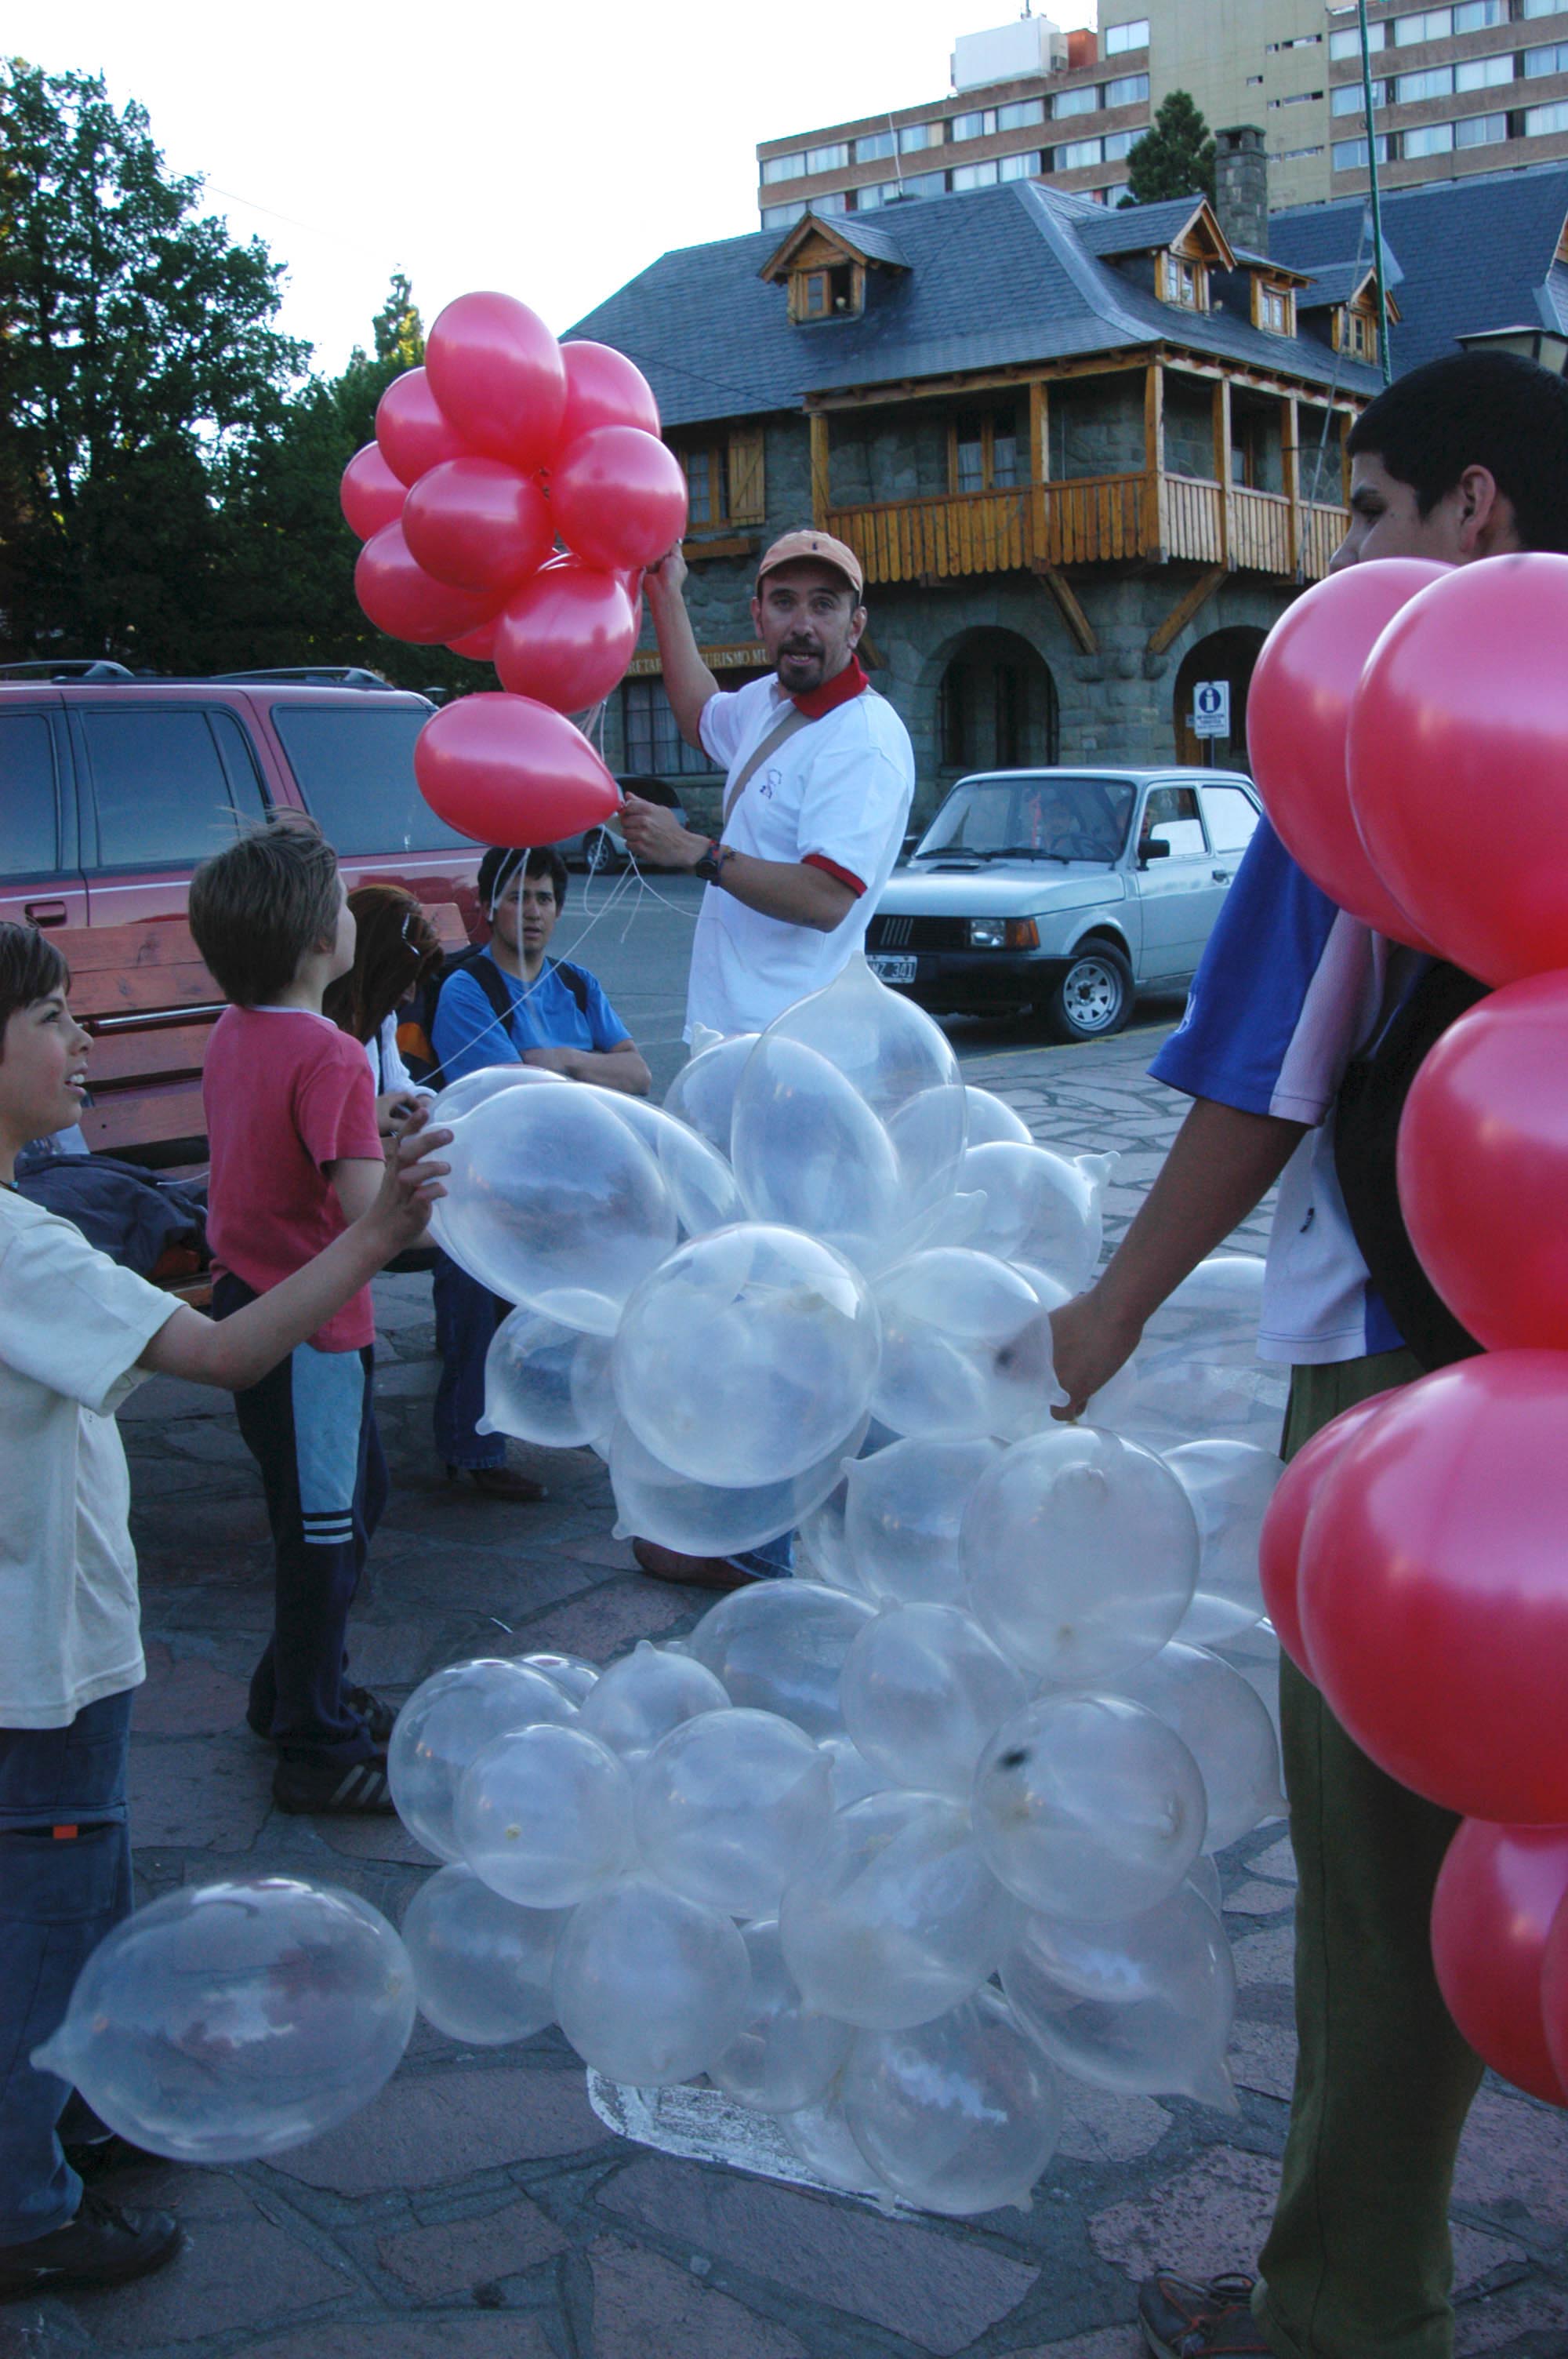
[1038,942,1134,1044]
[583,827,623,877]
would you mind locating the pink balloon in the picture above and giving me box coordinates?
[425,292,567,474]
[354,522,495,647]
[1257,1389,1401,1677]
[492,558,638,713]
[1247,561,1446,946]
[414,692,620,847]
[402,456,554,596]
[1544,1888,1568,2100]
[339,442,407,541]
[448,619,499,662]
[1431,1820,1568,2106]
[374,368,470,489]
[550,426,688,572]
[558,341,661,442]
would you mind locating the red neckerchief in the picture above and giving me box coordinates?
[789,652,869,718]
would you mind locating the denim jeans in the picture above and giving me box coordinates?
[432,1253,507,1473]
[0,1689,134,2245]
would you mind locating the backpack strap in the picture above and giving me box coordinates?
[546,958,591,1016]
[469,950,519,1045]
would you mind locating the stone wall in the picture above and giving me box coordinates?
[1049,374,1145,481]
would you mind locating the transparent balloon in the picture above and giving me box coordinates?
[1102,1256,1288,1453]
[514,1651,599,1706]
[688,1581,875,1739]
[820,1733,895,1808]
[591,1087,743,1238]
[1000,1885,1238,2111]
[551,1874,751,2086]
[612,1224,880,1488]
[843,1438,1004,1608]
[780,2087,898,2200]
[634,1707,833,1918]
[608,1412,868,1561]
[843,1985,1063,2215]
[431,1063,563,1127]
[1164,1441,1283,1644]
[796,1474,865,1596]
[430,1081,677,1330]
[872,1251,1064,1442]
[960,1143,1116,1295]
[730,1035,904,1272]
[481,1305,614,1449]
[840,1604,1027,1801]
[779,1789,1015,2029]
[710,1921,853,2114]
[964,1085,1033,1148]
[662,1033,758,1155]
[1114,1641,1286,1854]
[884,1085,969,1211]
[401,1863,565,2046]
[971,1694,1208,1922]
[576,1639,728,1758]
[456,1723,633,1907]
[961,1427,1200,1687]
[31,1877,415,2162]
[389,1659,578,1863]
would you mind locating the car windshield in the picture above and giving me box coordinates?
[270,703,474,854]
[914,774,1134,864]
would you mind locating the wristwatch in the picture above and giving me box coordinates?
[692,838,725,885]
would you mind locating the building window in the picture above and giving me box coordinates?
[1336,306,1381,362]
[1525,99,1568,132]
[1403,118,1456,153]
[622,678,763,778]
[1457,51,1516,87]
[951,159,1000,189]
[1455,108,1509,143]
[814,191,848,213]
[1333,132,1394,167]
[951,108,996,142]
[1524,0,1565,16]
[999,149,1043,179]
[855,130,895,162]
[852,180,900,209]
[1054,82,1102,118]
[898,122,934,151]
[761,201,808,229]
[1105,17,1150,55]
[1255,281,1294,334]
[1105,72,1149,107]
[898,169,949,197]
[1525,42,1568,75]
[1104,129,1138,158]
[953,412,1023,493]
[1269,31,1323,49]
[1453,0,1508,25]
[804,142,848,173]
[1333,81,1373,114]
[1160,251,1207,310]
[761,151,805,184]
[1274,142,1327,158]
[1058,136,1105,169]
[1396,64,1454,103]
[793,262,860,319]
[681,446,728,527]
[1269,89,1324,107]
[1330,20,1385,58]
[1395,9,1453,48]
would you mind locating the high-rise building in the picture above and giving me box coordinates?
[757,1,1568,227]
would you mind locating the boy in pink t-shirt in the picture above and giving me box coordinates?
[191,821,398,1815]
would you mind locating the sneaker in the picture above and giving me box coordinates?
[1139,2273,1271,2357]
[272,1751,395,1815]
[344,1685,395,1745]
[0,2192,183,2297]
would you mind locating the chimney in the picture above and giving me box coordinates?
[1214,125,1268,257]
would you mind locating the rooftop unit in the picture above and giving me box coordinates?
[951,14,1067,92]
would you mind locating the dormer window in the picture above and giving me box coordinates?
[1159,252,1207,311]
[793,260,862,321]
[1335,304,1379,362]
[1254,278,1296,336]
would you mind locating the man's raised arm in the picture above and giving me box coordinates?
[643,545,720,748]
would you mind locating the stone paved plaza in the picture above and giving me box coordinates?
[7,1020,1566,2359]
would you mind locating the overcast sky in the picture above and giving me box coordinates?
[31,0,1098,379]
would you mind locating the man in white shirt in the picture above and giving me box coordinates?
[619,530,915,1040]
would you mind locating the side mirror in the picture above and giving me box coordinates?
[1139,838,1172,866]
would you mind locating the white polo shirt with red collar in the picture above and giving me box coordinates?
[685,660,915,1039]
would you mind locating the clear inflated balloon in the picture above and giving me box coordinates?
[1164,1441,1283,1643]
[781,2088,898,2199]
[1105,1256,1288,1453]
[636,1707,833,1917]
[730,1035,904,1270]
[456,1723,633,1907]
[710,1920,853,2114]
[884,1085,970,1212]
[551,1874,751,2086]
[840,1605,1026,1801]
[431,1064,562,1126]
[481,1304,614,1448]
[779,1789,1015,2029]
[430,1081,677,1330]
[964,1086,1033,1148]
[843,1986,1063,2215]
[688,1581,875,1739]
[401,1863,564,2046]
[757,955,967,1193]
[843,1437,1004,1607]
[662,1033,758,1155]
[872,1249,1064,1442]
[971,1694,1208,1922]
[515,1651,599,1705]
[612,1224,880,1488]
[960,1143,1116,1293]
[389,1659,578,1863]
[962,1427,1200,1687]
[820,1734,895,1808]
[576,1639,728,1758]
[796,1474,864,1594]
[1000,1885,1237,2110]
[591,1087,742,1238]
[1115,1641,1286,1854]
[31,1877,414,2162]
[608,1412,868,1560]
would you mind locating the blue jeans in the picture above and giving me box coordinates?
[0,1690,134,2245]
[433,1253,507,1473]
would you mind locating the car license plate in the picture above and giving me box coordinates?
[869,954,916,986]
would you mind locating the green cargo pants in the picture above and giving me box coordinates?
[1253,1347,1485,2359]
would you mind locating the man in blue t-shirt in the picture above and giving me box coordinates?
[430,845,649,1500]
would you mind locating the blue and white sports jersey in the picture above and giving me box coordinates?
[1151,817,1415,1366]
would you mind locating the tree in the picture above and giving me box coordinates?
[1121,91,1217,209]
[2,60,308,665]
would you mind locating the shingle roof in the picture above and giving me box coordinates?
[568,184,1383,432]
[1295,260,1378,311]
[1271,163,1568,376]
[1069,195,1209,258]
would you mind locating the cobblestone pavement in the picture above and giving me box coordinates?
[8,1020,1566,2359]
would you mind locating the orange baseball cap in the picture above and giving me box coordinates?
[756,529,865,600]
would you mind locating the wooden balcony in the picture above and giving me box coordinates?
[820,473,1348,589]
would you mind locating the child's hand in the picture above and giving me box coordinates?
[376,1088,430,1138]
[365,1107,452,1257]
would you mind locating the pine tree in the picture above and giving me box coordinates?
[1121,91,1217,208]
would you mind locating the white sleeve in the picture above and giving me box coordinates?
[796,739,915,896]
[699,689,750,769]
[0,1211,179,1416]
[376,1015,416,1096]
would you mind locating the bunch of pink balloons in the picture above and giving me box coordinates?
[339,291,689,847]
[1248,552,1568,2113]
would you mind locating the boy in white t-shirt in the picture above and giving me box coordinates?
[0,921,449,2300]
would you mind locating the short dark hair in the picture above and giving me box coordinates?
[322,884,444,1045]
[0,923,69,1059]
[477,845,569,914]
[187,817,342,1007]
[1347,351,1568,554]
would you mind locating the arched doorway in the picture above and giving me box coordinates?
[935,629,1059,786]
[1173,625,1266,769]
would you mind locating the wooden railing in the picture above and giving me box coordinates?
[822,472,1347,586]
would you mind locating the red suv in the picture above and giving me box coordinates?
[0,664,486,938]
